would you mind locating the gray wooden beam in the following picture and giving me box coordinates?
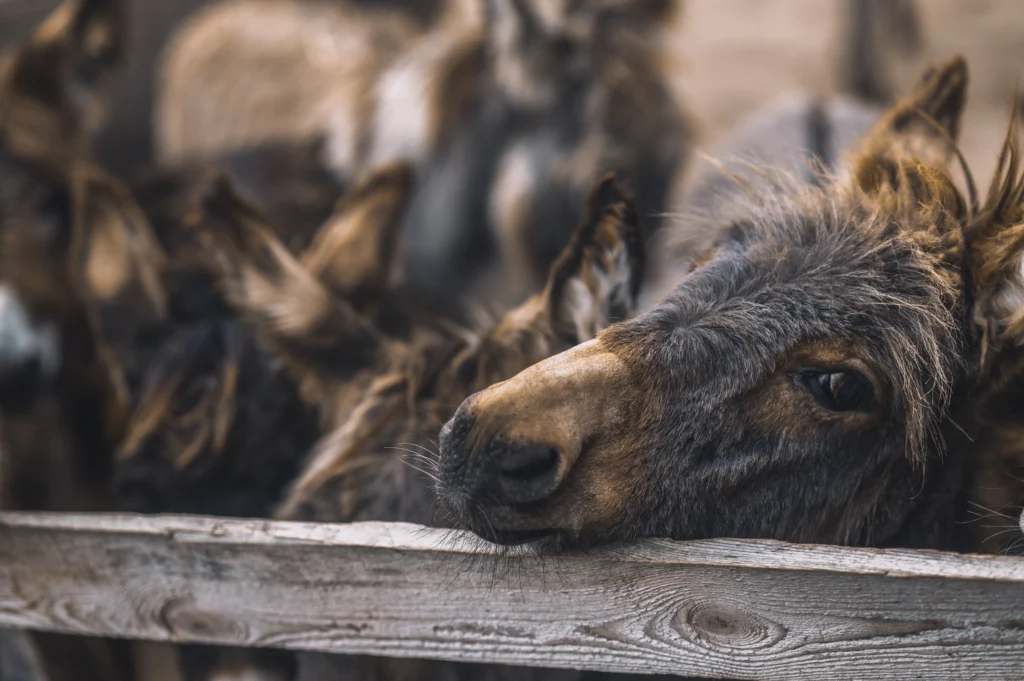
[1,513,1024,680]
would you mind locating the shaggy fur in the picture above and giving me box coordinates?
[436,57,1003,554]
[0,2,151,679]
[198,175,670,680]
[0,0,130,512]
[0,4,428,679]
[115,160,448,681]
[958,111,1024,555]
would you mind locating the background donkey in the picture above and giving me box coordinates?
[0,0,131,513]
[957,114,1024,556]
[0,1,152,678]
[84,153,432,681]
[195,174,664,680]
[0,2,426,678]
[107,160,425,519]
[157,0,689,315]
[436,56,1000,555]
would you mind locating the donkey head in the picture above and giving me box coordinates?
[0,0,126,153]
[438,57,983,550]
[485,0,678,108]
[276,174,645,524]
[0,0,126,411]
[958,114,1024,553]
[190,163,421,428]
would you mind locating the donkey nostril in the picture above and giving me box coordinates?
[500,447,559,482]
[495,445,562,504]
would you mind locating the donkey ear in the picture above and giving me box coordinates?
[544,175,645,345]
[10,0,128,136]
[70,169,166,322]
[965,118,1024,348]
[192,174,387,394]
[851,56,968,197]
[970,220,1024,349]
[69,168,167,407]
[300,161,414,296]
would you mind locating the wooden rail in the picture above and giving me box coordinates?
[1,513,1024,680]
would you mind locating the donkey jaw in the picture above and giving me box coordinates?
[436,481,561,546]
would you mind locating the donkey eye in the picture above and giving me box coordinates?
[793,370,875,413]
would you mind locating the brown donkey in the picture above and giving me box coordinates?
[958,112,1024,556]
[197,173,644,510]
[0,2,417,677]
[157,0,689,313]
[68,157,424,681]
[0,0,349,517]
[436,56,1002,554]
[105,160,422,517]
[0,0,129,513]
[197,174,665,680]
[0,0,143,678]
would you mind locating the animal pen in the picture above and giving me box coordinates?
[2,512,1024,680]
[3,0,1024,680]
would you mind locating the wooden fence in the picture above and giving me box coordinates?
[1,512,1024,680]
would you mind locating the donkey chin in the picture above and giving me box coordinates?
[0,284,60,413]
[436,413,603,551]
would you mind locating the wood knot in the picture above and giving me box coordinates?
[160,597,250,643]
[673,600,786,652]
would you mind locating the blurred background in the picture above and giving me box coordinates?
[2,0,1023,182]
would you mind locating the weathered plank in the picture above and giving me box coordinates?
[1,513,1024,680]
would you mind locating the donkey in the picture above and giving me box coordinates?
[197,171,643,516]
[0,1,423,676]
[956,114,1024,556]
[434,56,1004,554]
[82,158,435,681]
[196,172,680,680]
[157,0,689,313]
[0,0,432,515]
[109,160,425,518]
[0,0,350,515]
[0,0,131,513]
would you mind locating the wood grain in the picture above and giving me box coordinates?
[1,513,1024,680]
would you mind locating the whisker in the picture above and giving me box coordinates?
[984,527,1024,541]
[968,501,1019,522]
[396,441,440,462]
[390,448,443,482]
